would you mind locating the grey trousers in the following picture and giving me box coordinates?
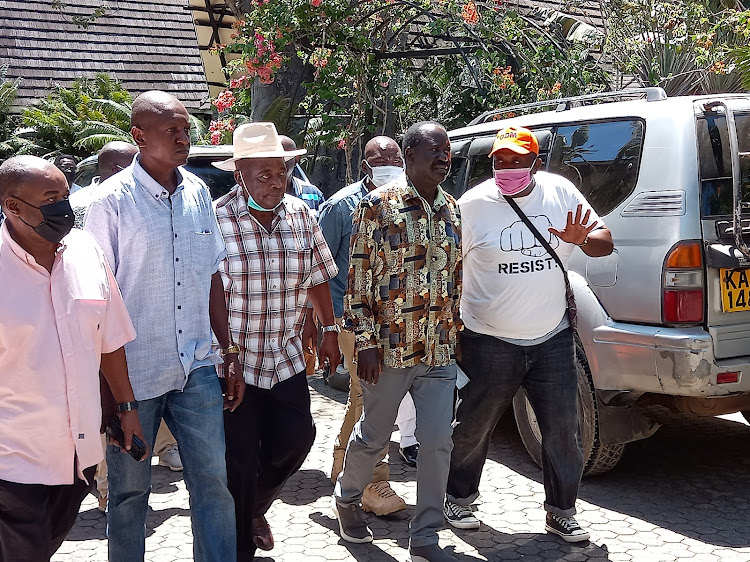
[335,362,456,547]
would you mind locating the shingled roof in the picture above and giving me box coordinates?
[0,0,210,110]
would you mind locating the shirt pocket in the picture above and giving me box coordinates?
[75,299,107,351]
[190,230,215,272]
[283,248,312,289]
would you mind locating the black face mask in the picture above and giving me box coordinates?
[14,197,75,244]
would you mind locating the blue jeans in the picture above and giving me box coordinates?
[107,366,236,562]
[447,328,583,517]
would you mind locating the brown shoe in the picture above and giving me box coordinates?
[361,481,407,516]
[331,452,344,485]
[251,515,274,551]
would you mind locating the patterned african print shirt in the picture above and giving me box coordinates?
[215,187,338,389]
[344,176,462,368]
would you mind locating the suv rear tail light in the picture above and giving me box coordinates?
[663,241,704,324]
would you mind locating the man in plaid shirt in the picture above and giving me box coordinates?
[213,123,341,562]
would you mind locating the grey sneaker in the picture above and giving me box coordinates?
[443,499,480,530]
[545,513,590,542]
[410,543,457,562]
[157,444,183,472]
[332,497,373,543]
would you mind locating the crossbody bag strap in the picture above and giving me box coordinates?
[502,194,566,273]
[503,194,578,329]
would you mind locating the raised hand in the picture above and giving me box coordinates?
[548,204,598,246]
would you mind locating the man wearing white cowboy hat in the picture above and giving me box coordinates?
[213,122,341,562]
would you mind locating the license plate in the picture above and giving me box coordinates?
[720,268,750,312]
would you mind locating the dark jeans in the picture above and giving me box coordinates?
[447,328,583,517]
[0,464,96,562]
[224,372,316,562]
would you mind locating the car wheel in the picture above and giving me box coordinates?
[512,336,626,476]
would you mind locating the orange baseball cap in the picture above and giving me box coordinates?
[489,126,539,157]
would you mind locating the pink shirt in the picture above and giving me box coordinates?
[0,222,136,485]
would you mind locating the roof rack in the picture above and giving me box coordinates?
[468,87,668,126]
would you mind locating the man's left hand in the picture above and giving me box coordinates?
[318,332,341,374]
[223,353,245,412]
[548,204,598,246]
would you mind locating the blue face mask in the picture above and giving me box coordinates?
[238,171,281,212]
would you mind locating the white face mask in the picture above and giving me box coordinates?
[364,162,405,188]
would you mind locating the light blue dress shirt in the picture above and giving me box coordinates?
[317,179,369,318]
[84,157,226,401]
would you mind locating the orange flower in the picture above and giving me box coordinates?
[461,1,479,24]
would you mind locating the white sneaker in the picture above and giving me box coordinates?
[443,500,480,529]
[545,513,590,542]
[158,444,183,471]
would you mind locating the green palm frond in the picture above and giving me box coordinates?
[730,46,750,91]
[189,114,208,144]
[89,98,132,127]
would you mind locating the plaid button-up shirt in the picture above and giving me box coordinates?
[215,187,338,389]
[344,176,462,369]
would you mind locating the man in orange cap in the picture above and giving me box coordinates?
[444,126,613,542]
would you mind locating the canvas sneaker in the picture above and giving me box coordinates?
[157,444,183,472]
[332,497,373,543]
[545,513,590,542]
[443,499,480,530]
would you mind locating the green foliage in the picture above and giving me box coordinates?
[219,0,610,177]
[51,1,110,29]
[0,65,20,162]
[602,0,750,94]
[18,74,133,158]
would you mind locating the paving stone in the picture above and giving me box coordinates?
[51,376,750,561]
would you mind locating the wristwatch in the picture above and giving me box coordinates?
[321,324,342,334]
[221,344,241,356]
[116,400,139,412]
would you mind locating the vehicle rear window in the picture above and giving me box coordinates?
[184,158,236,200]
[697,113,750,217]
[547,119,645,216]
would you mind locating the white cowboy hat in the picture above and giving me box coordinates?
[212,122,306,171]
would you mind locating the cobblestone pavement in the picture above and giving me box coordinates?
[54,374,750,562]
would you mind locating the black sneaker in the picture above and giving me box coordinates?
[545,513,590,542]
[443,499,480,530]
[410,543,458,562]
[332,497,373,543]
[399,444,419,467]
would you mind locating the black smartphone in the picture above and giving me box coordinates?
[106,415,148,461]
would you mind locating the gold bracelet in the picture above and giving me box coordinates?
[221,344,240,356]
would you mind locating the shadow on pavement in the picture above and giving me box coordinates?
[278,468,334,506]
[450,523,611,561]
[64,506,191,542]
[486,407,750,548]
[310,511,403,561]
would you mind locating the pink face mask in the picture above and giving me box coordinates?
[494,162,535,196]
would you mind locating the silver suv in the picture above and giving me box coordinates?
[446,89,750,475]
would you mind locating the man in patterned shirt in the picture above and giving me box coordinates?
[213,122,341,562]
[333,122,462,562]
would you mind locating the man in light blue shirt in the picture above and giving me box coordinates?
[84,91,245,562]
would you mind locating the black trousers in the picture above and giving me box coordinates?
[0,465,96,562]
[224,372,316,561]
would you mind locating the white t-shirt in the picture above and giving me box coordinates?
[458,171,603,341]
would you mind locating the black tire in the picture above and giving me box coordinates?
[512,337,626,476]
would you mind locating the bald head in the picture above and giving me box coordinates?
[129,91,191,171]
[98,141,138,181]
[130,91,187,129]
[361,135,403,190]
[279,135,301,172]
[0,156,65,207]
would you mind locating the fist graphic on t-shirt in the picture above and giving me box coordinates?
[500,215,559,257]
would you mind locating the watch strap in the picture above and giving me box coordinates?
[116,400,139,412]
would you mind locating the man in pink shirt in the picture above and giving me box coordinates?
[0,155,147,562]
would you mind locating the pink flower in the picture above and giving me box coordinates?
[337,139,346,150]
[212,90,236,113]
[311,0,322,6]
[210,131,222,145]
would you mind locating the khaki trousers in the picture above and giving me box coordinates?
[332,318,388,483]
